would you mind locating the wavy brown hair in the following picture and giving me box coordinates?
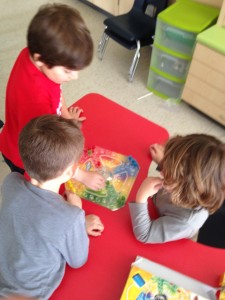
[161,134,225,214]
[27,4,93,70]
[19,114,84,182]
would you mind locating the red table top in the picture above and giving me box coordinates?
[51,93,225,300]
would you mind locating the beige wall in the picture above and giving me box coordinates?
[168,0,222,8]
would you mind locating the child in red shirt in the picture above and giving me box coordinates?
[0,4,104,190]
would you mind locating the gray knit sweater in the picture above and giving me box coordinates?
[0,172,89,299]
[129,188,209,243]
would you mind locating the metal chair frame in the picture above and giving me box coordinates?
[97,0,168,82]
[98,32,141,82]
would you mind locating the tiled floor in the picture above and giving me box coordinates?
[0,0,224,187]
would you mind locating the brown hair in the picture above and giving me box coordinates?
[27,4,93,70]
[19,114,84,182]
[161,134,225,214]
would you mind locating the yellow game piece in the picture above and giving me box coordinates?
[219,289,225,300]
[219,273,225,287]
[67,180,77,193]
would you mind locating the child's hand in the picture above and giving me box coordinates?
[136,177,163,204]
[68,106,86,122]
[74,169,106,190]
[64,190,82,209]
[149,143,165,164]
[85,215,104,236]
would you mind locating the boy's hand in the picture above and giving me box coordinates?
[64,190,82,209]
[85,215,104,236]
[68,106,86,122]
[74,169,106,190]
[136,177,163,204]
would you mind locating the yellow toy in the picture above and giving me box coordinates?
[219,273,225,300]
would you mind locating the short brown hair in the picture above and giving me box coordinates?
[19,114,84,182]
[162,134,225,214]
[27,4,93,70]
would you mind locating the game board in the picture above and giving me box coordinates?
[120,256,216,300]
[121,266,210,300]
[65,146,140,210]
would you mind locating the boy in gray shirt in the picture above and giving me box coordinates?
[0,115,104,299]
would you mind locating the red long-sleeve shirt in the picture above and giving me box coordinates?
[0,48,62,168]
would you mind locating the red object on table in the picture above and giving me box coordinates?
[51,93,225,300]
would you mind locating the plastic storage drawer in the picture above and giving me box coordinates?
[147,68,184,99]
[154,0,219,57]
[150,43,191,80]
[154,19,196,57]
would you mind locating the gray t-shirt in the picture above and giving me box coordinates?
[129,188,209,243]
[0,172,89,299]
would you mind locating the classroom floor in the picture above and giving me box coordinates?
[0,0,225,194]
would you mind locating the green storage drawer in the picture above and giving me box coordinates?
[147,67,185,100]
[150,43,191,81]
[154,0,219,57]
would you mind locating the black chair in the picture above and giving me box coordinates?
[197,201,225,249]
[0,120,4,129]
[98,0,168,82]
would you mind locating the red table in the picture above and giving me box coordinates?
[51,93,225,300]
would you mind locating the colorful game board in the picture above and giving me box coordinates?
[120,257,213,300]
[65,146,140,210]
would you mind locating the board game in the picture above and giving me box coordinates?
[120,256,217,300]
[65,146,140,210]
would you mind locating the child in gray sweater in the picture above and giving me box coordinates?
[129,134,225,243]
[0,115,104,299]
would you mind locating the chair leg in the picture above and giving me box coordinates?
[0,120,4,129]
[98,30,109,60]
[128,40,141,82]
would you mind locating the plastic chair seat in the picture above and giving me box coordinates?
[98,0,168,81]
[104,11,156,44]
